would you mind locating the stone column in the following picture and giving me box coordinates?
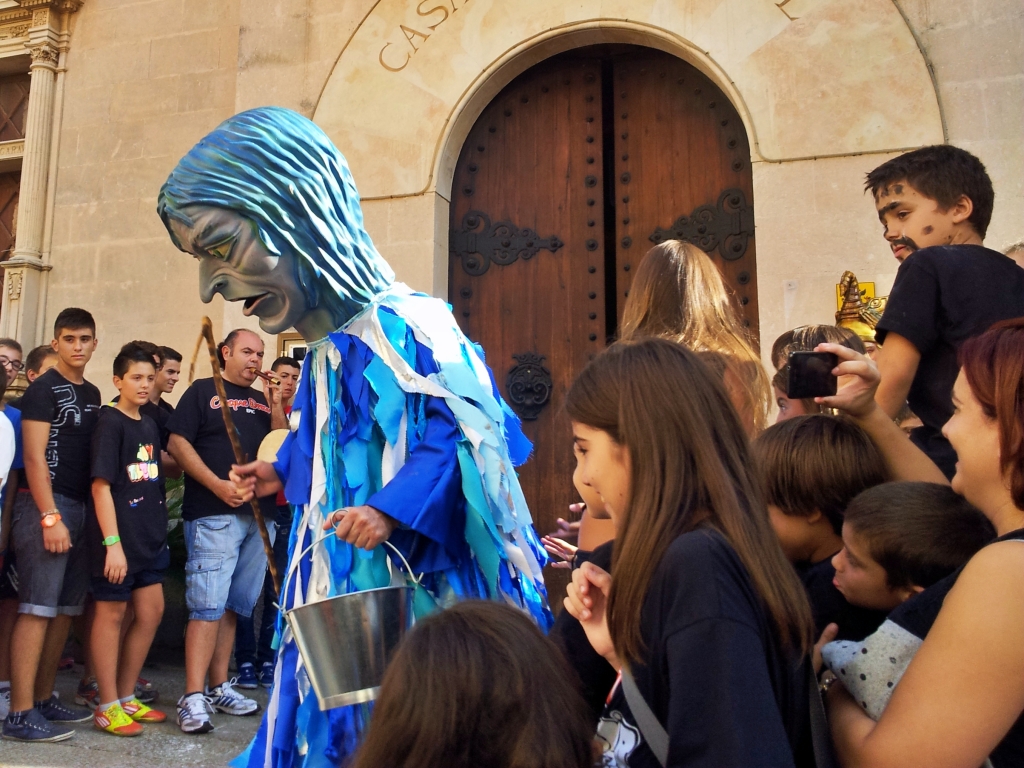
[0,3,76,345]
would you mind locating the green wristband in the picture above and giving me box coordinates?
[102,535,121,547]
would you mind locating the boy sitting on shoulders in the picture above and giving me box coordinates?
[88,343,169,736]
[867,145,1024,478]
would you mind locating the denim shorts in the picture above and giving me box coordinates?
[184,514,276,621]
[11,490,91,617]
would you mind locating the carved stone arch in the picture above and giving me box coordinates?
[313,0,942,200]
[311,0,942,343]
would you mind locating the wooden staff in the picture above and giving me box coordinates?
[193,317,282,596]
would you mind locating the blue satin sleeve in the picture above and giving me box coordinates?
[272,430,292,488]
[367,393,465,574]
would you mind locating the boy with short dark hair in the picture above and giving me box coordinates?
[831,481,994,611]
[821,482,995,719]
[88,343,169,736]
[6,346,56,412]
[866,145,1024,477]
[2,308,100,742]
[753,415,890,640]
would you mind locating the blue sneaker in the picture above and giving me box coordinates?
[3,707,74,742]
[235,662,258,690]
[35,694,92,723]
[258,661,274,689]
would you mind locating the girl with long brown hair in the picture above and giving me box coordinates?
[619,240,772,435]
[351,601,595,768]
[563,338,815,767]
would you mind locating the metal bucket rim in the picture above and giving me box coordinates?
[283,583,413,619]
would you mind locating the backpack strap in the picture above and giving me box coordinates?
[620,668,669,767]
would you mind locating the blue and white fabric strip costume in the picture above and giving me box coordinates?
[241,287,551,768]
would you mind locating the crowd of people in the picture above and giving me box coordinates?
[0,136,1021,768]
[0,311,302,741]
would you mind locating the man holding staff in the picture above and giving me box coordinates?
[166,329,278,734]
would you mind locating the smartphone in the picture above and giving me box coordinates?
[786,351,839,399]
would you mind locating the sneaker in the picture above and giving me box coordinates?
[258,662,274,689]
[2,707,74,742]
[75,677,99,710]
[135,677,158,705]
[0,687,9,721]
[205,679,260,716]
[122,697,166,723]
[93,702,143,737]
[35,694,92,723]
[236,662,258,690]
[56,656,74,672]
[176,692,214,734]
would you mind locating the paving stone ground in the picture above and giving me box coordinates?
[2,662,267,768]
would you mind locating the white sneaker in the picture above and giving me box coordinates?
[205,679,260,716]
[0,687,9,721]
[176,692,214,734]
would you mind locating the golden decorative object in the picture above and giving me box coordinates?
[836,271,885,343]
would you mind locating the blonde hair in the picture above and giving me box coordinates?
[619,240,771,432]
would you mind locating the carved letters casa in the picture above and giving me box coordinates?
[379,0,470,73]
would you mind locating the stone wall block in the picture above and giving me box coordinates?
[149,29,224,76]
[70,40,151,86]
[58,84,113,128]
[178,70,235,113]
[183,0,237,31]
[111,76,181,119]
[112,0,185,41]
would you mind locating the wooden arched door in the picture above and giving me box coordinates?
[448,46,757,593]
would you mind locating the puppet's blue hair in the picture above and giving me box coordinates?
[157,107,394,318]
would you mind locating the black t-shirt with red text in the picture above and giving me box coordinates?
[166,377,275,521]
[89,406,167,575]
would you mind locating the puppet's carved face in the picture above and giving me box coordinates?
[169,205,311,335]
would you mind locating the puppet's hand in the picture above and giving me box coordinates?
[325,506,398,550]
[230,460,283,500]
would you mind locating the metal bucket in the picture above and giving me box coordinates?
[281,534,418,710]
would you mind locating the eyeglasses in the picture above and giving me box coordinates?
[0,357,24,372]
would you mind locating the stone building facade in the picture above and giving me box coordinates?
[0,0,1019,402]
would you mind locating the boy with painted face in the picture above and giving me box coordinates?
[867,145,1024,478]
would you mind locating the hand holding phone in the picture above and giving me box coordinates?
[786,351,839,399]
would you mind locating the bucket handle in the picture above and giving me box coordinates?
[279,517,422,610]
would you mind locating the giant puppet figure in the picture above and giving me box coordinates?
[157,107,551,767]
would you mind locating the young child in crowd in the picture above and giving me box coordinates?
[770,326,864,423]
[754,415,889,641]
[821,481,994,719]
[867,145,1024,478]
[88,343,169,736]
[6,345,58,411]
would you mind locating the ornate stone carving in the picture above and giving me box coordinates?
[0,23,29,39]
[6,271,22,301]
[29,44,57,65]
[505,352,553,421]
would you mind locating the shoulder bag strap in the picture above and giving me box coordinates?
[620,668,669,767]
[808,673,839,768]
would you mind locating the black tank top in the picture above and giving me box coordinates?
[987,529,1024,768]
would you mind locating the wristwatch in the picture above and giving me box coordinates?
[102,535,121,547]
[41,511,62,529]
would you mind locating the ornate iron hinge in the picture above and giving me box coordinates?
[451,211,564,276]
[649,188,755,261]
[506,352,553,421]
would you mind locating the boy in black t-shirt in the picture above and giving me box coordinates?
[88,343,169,736]
[866,145,1024,478]
[3,308,101,743]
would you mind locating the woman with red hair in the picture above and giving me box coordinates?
[816,318,1024,768]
